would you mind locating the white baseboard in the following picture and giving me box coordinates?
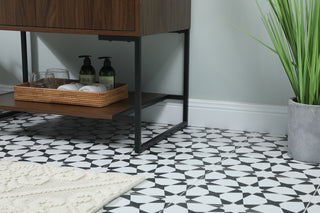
[142,99,288,135]
[0,84,14,92]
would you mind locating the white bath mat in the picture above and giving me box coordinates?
[0,161,144,213]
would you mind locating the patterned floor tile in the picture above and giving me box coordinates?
[0,112,320,212]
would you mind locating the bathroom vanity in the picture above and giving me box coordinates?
[0,0,191,153]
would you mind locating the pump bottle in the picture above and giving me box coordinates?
[79,55,96,85]
[98,57,116,90]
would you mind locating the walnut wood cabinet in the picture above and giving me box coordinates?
[0,0,191,153]
[0,0,191,36]
[0,0,36,26]
[35,0,136,31]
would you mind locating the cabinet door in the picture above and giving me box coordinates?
[0,0,36,26]
[36,0,135,31]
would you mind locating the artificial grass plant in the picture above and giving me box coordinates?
[231,0,320,105]
[259,0,320,105]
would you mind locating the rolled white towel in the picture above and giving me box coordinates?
[79,84,107,93]
[57,83,84,91]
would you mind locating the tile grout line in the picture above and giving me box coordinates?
[303,184,320,213]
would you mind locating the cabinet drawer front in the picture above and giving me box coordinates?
[0,0,36,26]
[36,0,135,31]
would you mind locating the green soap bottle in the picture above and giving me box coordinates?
[79,55,96,85]
[99,57,116,90]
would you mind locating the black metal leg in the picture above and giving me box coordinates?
[134,37,142,153]
[21,31,28,83]
[132,31,189,153]
[99,32,190,153]
[183,29,190,123]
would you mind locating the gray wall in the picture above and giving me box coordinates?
[190,0,293,105]
[0,0,294,106]
[0,31,25,84]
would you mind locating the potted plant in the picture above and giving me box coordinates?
[233,0,320,163]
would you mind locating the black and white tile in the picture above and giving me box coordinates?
[0,112,319,213]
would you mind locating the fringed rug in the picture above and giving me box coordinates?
[0,161,144,213]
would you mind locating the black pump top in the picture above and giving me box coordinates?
[99,57,112,67]
[79,55,92,66]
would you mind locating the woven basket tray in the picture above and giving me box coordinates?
[14,81,128,107]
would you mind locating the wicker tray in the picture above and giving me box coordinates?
[14,81,128,107]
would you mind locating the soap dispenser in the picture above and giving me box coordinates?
[79,55,96,85]
[98,57,116,90]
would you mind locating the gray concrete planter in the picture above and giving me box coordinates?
[288,98,320,163]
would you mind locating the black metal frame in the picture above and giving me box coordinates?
[100,30,190,153]
[13,30,190,153]
[21,31,29,83]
